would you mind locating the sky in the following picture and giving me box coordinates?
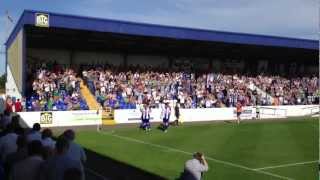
[0,0,318,75]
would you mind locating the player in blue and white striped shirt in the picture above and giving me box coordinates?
[140,104,151,131]
[162,103,171,133]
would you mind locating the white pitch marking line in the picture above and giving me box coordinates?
[254,160,318,171]
[85,167,108,180]
[99,131,293,180]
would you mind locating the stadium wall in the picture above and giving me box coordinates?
[27,48,70,65]
[26,48,317,75]
[6,29,24,99]
[113,105,318,124]
[74,51,124,66]
[28,48,252,71]
[28,48,171,67]
[127,55,169,67]
[6,66,22,99]
[17,105,318,127]
[18,110,102,128]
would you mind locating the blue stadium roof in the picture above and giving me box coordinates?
[6,10,318,50]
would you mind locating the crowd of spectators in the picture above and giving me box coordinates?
[0,114,86,180]
[252,76,319,105]
[83,65,319,109]
[0,96,24,114]
[26,67,89,111]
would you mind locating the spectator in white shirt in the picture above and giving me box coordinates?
[182,152,209,180]
[10,140,44,180]
[27,123,42,143]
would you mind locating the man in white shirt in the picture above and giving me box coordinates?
[182,152,209,180]
[10,140,44,180]
[27,123,42,143]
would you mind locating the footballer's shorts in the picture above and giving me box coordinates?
[163,118,169,123]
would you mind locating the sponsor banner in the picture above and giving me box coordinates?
[35,13,49,27]
[103,107,114,120]
[180,108,234,122]
[114,109,163,124]
[56,110,101,127]
[260,105,318,118]
[114,108,234,124]
[18,112,44,128]
[18,105,318,127]
[114,105,319,124]
[40,112,53,124]
[18,110,102,128]
[233,107,254,119]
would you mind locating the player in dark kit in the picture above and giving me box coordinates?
[162,103,171,132]
[174,103,180,126]
[140,104,151,131]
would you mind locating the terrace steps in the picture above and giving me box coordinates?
[80,81,115,125]
[80,81,100,110]
[248,82,274,103]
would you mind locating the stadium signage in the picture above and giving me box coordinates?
[16,105,318,127]
[40,112,53,124]
[35,13,49,27]
[233,108,253,118]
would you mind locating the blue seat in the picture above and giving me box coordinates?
[116,96,123,101]
[44,104,48,111]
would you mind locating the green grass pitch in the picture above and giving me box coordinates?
[76,117,318,180]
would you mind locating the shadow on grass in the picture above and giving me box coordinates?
[84,148,166,180]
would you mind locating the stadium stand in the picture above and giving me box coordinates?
[4,10,318,112]
[3,62,317,112]
[83,65,319,110]
[25,65,89,111]
[0,10,318,180]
